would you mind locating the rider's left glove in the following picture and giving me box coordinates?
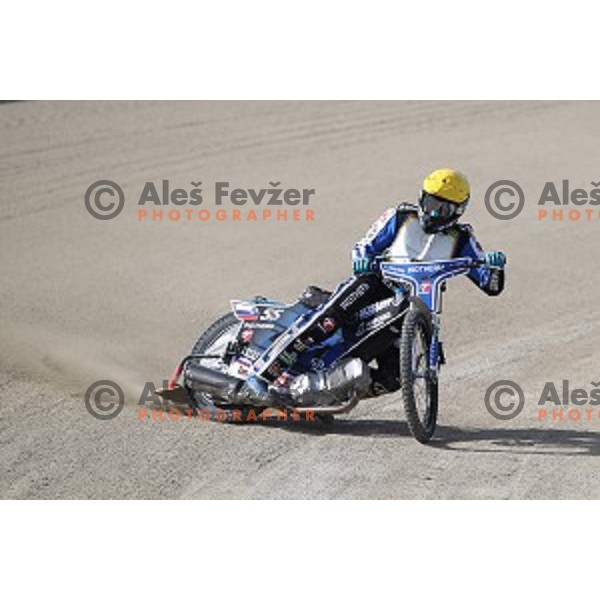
[485,251,506,268]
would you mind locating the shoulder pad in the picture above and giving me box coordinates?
[397,202,418,214]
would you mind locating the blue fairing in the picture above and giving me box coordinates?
[231,293,402,377]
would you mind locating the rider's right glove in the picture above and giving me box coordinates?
[352,256,372,275]
[485,251,506,269]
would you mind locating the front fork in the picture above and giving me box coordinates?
[428,313,443,377]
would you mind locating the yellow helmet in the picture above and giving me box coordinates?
[422,168,470,203]
[419,168,470,233]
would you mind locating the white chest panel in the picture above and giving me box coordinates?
[385,215,456,261]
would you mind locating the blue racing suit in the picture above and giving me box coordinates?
[352,203,504,295]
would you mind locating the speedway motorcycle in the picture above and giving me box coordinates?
[158,256,487,443]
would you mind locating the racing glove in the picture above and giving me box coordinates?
[352,256,372,275]
[485,251,506,268]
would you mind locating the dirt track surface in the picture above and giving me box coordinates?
[1,101,599,499]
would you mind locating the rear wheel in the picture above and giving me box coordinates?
[399,309,438,443]
[185,313,263,423]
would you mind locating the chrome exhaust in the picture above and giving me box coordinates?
[185,363,242,399]
[291,393,361,415]
[185,358,371,413]
[289,358,371,407]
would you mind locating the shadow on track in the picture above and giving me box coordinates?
[258,417,600,456]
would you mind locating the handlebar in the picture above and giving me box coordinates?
[373,255,487,268]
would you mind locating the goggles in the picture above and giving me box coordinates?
[419,193,464,218]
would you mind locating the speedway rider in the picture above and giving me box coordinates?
[244,168,506,401]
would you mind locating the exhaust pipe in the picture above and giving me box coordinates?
[292,393,361,415]
[186,357,371,411]
[289,358,371,407]
[185,363,281,405]
[185,363,242,399]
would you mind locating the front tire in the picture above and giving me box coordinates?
[399,308,438,443]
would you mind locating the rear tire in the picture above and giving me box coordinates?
[185,313,263,423]
[399,309,438,443]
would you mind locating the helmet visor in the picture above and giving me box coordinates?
[420,193,461,219]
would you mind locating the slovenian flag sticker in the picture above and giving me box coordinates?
[232,300,260,321]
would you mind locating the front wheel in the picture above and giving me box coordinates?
[399,308,438,443]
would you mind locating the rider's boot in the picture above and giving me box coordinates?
[369,368,401,397]
[368,344,401,396]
